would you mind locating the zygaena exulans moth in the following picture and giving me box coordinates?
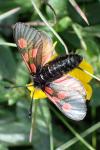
[13,23,93,121]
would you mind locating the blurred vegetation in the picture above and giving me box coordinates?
[0,0,100,150]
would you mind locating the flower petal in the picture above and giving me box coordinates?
[27,83,47,99]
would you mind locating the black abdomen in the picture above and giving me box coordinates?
[37,54,82,85]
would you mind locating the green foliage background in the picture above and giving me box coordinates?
[0,0,100,150]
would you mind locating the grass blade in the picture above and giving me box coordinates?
[0,42,16,47]
[69,0,89,25]
[0,7,20,20]
[31,0,69,54]
[56,122,100,150]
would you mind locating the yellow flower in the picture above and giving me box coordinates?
[27,83,47,99]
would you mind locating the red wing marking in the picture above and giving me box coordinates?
[57,92,67,99]
[62,103,72,111]
[14,23,56,74]
[29,63,36,73]
[45,87,54,95]
[44,75,87,121]
[18,38,27,49]
[23,48,38,62]
[52,96,61,102]
[31,48,38,58]
[23,51,37,73]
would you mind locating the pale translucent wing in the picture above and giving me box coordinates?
[44,75,87,121]
[13,23,55,73]
[39,31,55,65]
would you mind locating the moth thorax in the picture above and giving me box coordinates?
[33,75,44,89]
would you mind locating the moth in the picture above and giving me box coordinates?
[13,23,93,121]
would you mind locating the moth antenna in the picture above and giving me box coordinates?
[78,67,100,82]
[4,85,26,89]
[28,91,34,118]
[4,84,33,90]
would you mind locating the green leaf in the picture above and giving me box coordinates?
[15,61,29,85]
[0,38,16,80]
[55,17,72,32]
[0,122,29,144]
[46,0,67,17]
[90,84,100,107]
[84,25,100,38]
[0,7,20,21]
[0,144,8,150]
[16,98,52,150]
[31,99,52,150]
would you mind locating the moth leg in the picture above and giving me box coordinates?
[28,91,34,118]
[29,90,38,142]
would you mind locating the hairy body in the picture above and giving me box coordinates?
[33,54,82,89]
